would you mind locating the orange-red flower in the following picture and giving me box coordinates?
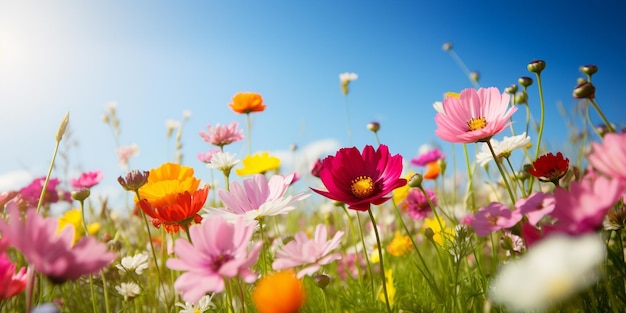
[253,270,305,313]
[529,152,569,185]
[138,186,209,233]
[229,92,266,114]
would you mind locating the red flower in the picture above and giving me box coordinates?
[529,152,569,185]
[138,186,209,233]
[311,145,407,211]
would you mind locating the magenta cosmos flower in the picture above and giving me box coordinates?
[0,252,27,300]
[410,147,445,166]
[199,121,244,148]
[70,170,103,189]
[435,87,517,143]
[272,224,344,278]
[0,203,115,284]
[514,192,555,226]
[404,188,437,221]
[166,215,262,303]
[588,132,626,183]
[471,202,522,236]
[311,144,407,211]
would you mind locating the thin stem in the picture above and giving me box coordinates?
[36,140,61,214]
[367,208,392,313]
[258,218,268,276]
[589,98,616,133]
[528,72,545,193]
[182,223,193,243]
[355,211,375,296]
[245,113,252,155]
[486,141,516,204]
[505,157,527,198]
[446,49,480,89]
[341,206,364,279]
[79,199,98,313]
[462,144,476,211]
[100,270,111,313]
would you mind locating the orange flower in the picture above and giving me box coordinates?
[138,185,209,233]
[423,161,441,180]
[229,92,266,114]
[138,163,201,207]
[253,270,305,313]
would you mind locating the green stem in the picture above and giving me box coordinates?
[589,98,616,133]
[341,206,364,279]
[245,113,252,155]
[366,208,392,313]
[355,212,375,296]
[462,144,476,211]
[100,270,111,313]
[78,199,99,313]
[528,72,545,193]
[36,140,61,214]
[486,141,516,204]
[258,218,268,276]
[505,157,527,198]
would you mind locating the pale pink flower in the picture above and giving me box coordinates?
[206,174,309,224]
[471,202,522,236]
[70,170,103,189]
[588,132,626,183]
[435,87,517,143]
[197,149,221,164]
[0,252,27,300]
[515,192,555,226]
[0,203,115,284]
[116,144,140,169]
[272,224,344,278]
[199,121,244,147]
[550,174,624,234]
[166,215,262,303]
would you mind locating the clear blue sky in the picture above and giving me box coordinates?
[1,1,625,203]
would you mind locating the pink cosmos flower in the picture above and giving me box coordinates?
[403,188,437,221]
[166,215,262,303]
[311,144,407,211]
[588,132,626,183]
[0,252,27,300]
[199,121,244,148]
[272,224,344,278]
[70,170,103,190]
[515,192,556,226]
[550,175,623,234]
[435,87,517,143]
[410,148,445,166]
[197,148,221,164]
[0,203,115,284]
[471,202,523,236]
[208,173,309,224]
[18,177,64,207]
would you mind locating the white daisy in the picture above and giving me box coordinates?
[207,151,240,174]
[339,72,358,83]
[116,252,150,275]
[175,294,216,313]
[115,282,141,301]
[475,132,531,167]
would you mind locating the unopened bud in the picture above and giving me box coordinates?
[527,60,546,74]
[518,76,533,87]
[424,227,435,241]
[56,112,70,142]
[71,188,91,202]
[367,121,380,132]
[573,81,595,99]
[408,173,423,188]
[442,42,453,51]
[514,92,528,105]
[469,71,480,83]
[314,274,331,289]
[504,84,518,94]
[580,64,598,76]
[289,143,298,152]
[118,170,150,191]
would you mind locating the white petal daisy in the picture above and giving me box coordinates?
[476,132,531,167]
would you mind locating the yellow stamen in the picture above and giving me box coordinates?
[467,116,487,131]
[351,176,374,198]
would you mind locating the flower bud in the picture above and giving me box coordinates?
[289,143,298,152]
[424,227,435,241]
[518,76,533,87]
[442,42,452,51]
[514,92,528,105]
[527,60,546,74]
[56,112,70,142]
[367,121,380,132]
[408,173,423,188]
[314,274,331,289]
[580,64,598,76]
[573,81,595,99]
[576,77,586,85]
[71,188,91,202]
[504,84,518,94]
[469,71,480,83]
[118,170,150,191]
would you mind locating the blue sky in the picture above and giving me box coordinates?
[0,1,625,206]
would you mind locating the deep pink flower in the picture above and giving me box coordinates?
[311,144,407,211]
[310,159,323,178]
[273,224,344,278]
[197,148,221,164]
[403,188,437,220]
[199,121,244,147]
[0,252,27,300]
[0,204,115,284]
[588,132,626,183]
[470,202,522,236]
[515,192,555,226]
[166,215,262,303]
[208,174,309,224]
[70,170,103,190]
[550,175,624,234]
[18,177,64,207]
[435,87,517,143]
[410,148,445,166]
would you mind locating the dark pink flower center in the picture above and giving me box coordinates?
[350,176,375,199]
[211,254,234,272]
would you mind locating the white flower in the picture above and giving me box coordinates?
[116,252,150,275]
[207,151,240,173]
[475,132,531,167]
[339,72,358,83]
[115,282,141,301]
[182,109,192,120]
[489,233,605,312]
[432,101,444,114]
[175,294,216,313]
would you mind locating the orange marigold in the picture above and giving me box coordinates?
[229,92,266,114]
[253,270,305,313]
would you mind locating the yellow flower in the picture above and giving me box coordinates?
[378,269,396,307]
[138,163,201,207]
[57,209,101,244]
[423,217,454,247]
[253,270,305,313]
[386,231,413,256]
[392,172,415,209]
[235,152,281,176]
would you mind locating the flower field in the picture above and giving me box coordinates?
[1,55,625,313]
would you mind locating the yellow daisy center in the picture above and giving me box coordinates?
[351,176,375,198]
[467,116,487,131]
